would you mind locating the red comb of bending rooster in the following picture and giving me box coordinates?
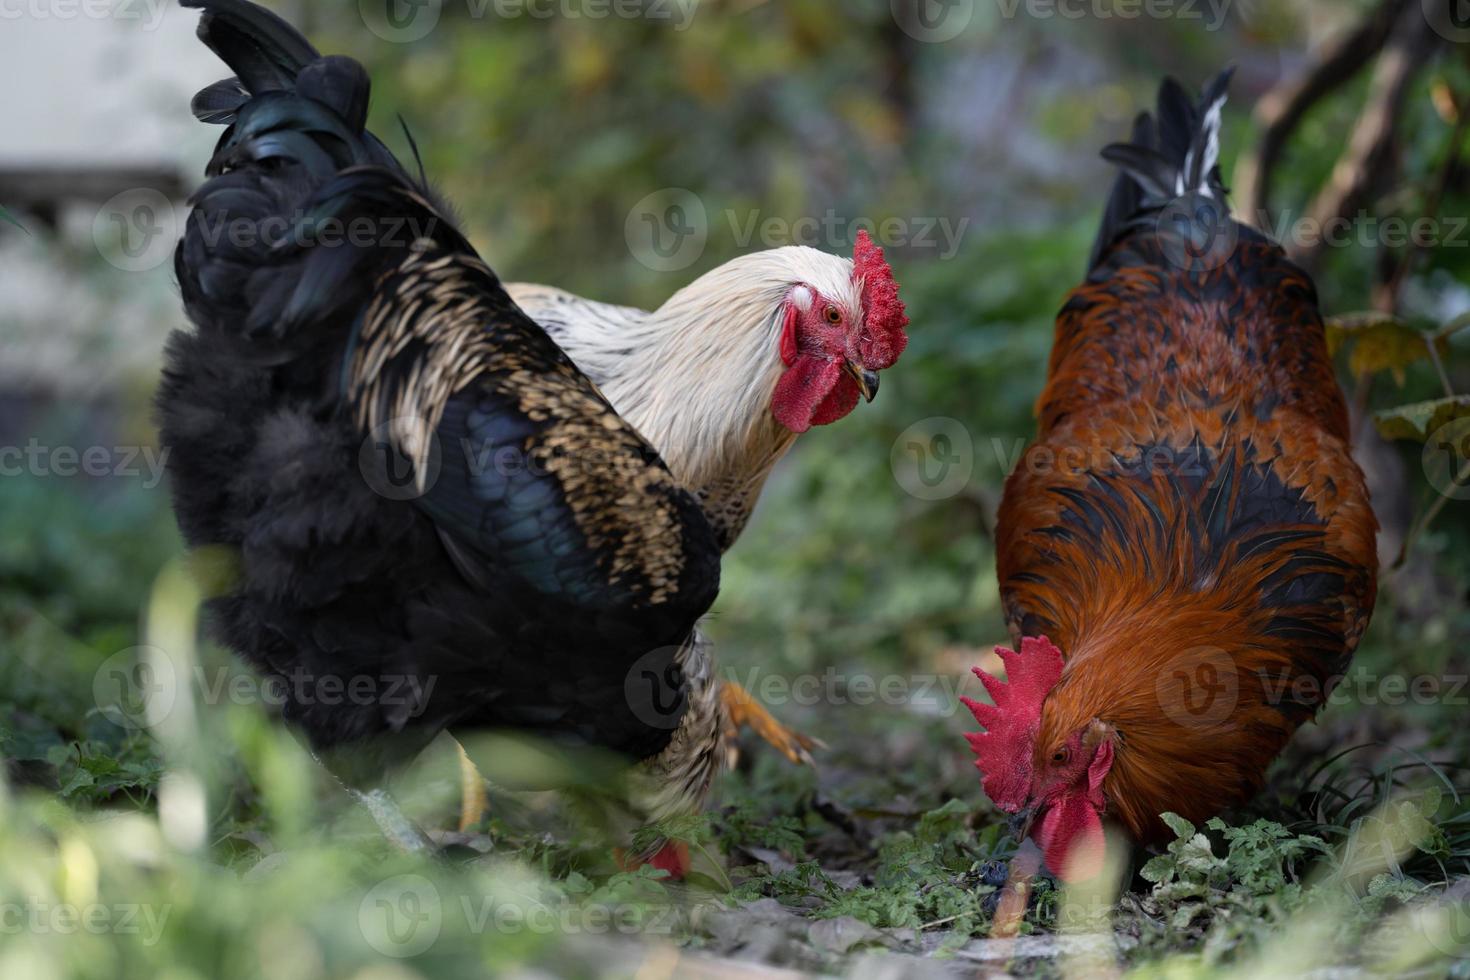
[963,70,1377,881]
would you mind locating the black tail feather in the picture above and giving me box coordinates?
[176,0,452,350]
[1089,68,1235,270]
[183,0,318,99]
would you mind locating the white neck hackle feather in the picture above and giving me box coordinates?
[508,245,863,546]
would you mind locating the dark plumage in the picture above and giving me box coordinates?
[157,0,723,845]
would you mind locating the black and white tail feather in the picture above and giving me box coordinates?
[1089,68,1235,270]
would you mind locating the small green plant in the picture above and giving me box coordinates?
[1140,814,1326,932]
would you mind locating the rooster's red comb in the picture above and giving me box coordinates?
[851,230,908,370]
[958,636,1065,813]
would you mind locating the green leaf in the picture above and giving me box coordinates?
[1372,396,1470,442]
[58,767,95,797]
[1140,854,1175,884]
[1325,313,1446,385]
[1161,812,1196,840]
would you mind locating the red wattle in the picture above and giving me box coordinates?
[614,841,691,880]
[646,841,691,879]
[1036,796,1105,881]
[772,356,860,433]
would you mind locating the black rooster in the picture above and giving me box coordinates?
[158,0,724,873]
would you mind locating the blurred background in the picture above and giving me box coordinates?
[2,0,1470,976]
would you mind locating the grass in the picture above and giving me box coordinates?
[3,458,1468,979]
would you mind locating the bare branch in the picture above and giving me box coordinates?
[1289,4,1443,269]
[1235,0,1410,229]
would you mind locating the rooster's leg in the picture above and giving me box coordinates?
[348,787,436,854]
[720,680,823,766]
[455,739,490,831]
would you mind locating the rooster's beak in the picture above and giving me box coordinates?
[1008,805,1037,842]
[844,362,880,402]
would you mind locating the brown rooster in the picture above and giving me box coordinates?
[961,70,1378,881]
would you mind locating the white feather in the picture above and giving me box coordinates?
[507,246,860,543]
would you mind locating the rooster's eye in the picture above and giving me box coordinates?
[1052,748,1069,765]
[824,306,842,324]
